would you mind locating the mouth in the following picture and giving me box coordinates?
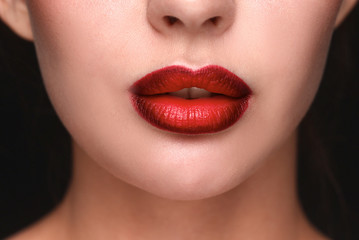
[129,65,252,134]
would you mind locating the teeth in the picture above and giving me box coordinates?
[169,87,212,99]
[189,87,212,99]
[169,88,189,98]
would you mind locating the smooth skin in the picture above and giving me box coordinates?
[1,0,358,239]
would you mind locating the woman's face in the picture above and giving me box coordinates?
[25,0,344,200]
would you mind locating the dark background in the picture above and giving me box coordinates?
[1,5,359,240]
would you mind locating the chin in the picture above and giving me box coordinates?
[133,174,241,201]
[110,151,254,201]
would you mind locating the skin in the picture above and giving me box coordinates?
[0,0,358,239]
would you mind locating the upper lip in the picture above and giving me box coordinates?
[130,65,252,98]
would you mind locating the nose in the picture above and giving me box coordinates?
[147,0,236,35]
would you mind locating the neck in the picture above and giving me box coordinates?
[52,132,321,240]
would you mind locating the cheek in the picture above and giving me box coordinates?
[25,1,149,168]
[26,0,145,72]
[227,0,342,134]
[25,0,148,140]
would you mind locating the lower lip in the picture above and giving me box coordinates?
[131,94,250,134]
[130,65,251,135]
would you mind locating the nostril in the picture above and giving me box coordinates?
[209,16,221,26]
[164,16,180,26]
[147,0,235,35]
[164,16,220,27]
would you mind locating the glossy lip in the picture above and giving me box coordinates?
[130,65,252,134]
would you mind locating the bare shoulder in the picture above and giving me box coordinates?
[298,215,331,240]
[6,222,49,240]
[5,205,68,240]
[301,229,331,240]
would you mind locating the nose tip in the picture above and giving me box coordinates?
[147,0,236,35]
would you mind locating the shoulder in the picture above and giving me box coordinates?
[5,205,69,240]
[298,216,331,240]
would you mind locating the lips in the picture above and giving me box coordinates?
[130,65,252,134]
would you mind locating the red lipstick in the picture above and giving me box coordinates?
[130,65,252,134]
